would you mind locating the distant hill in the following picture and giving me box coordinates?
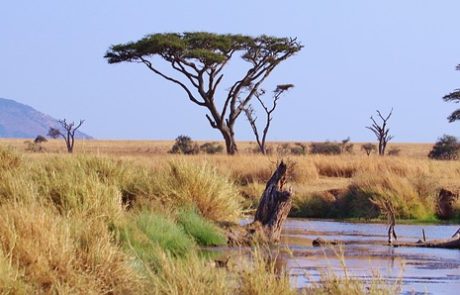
[0,98,92,139]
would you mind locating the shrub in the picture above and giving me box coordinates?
[199,142,224,154]
[310,141,342,155]
[34,135,48,144]
[275,143,306,155]
[387,147,401,156]
[291,142,307,155]
[428,135,460,160]
[169,135,199,155]
[24,141,45,152]
[340,137,354,154]
[361,143,377,156]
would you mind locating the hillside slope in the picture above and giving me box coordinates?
[0,98,91,138]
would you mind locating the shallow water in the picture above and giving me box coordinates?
[281,219,460,295]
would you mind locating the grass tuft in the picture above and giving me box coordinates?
[177,209,227,246]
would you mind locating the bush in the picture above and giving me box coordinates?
[310,141,342,155]
[387,147,401,156]
[274,143,306,155]
[340,137,354,154]
[361,143,377,156]
[291,142,307,155]
[428,135,460,160]
[34,135,48,144]
[169,135,199,155]
[24,141,45,152]
[200,142,224,154]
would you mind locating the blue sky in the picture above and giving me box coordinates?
[2,1,460,142]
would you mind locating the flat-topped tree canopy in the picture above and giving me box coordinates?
[105,32,253,65]
[443,64,460,122]
[105,32,302,155]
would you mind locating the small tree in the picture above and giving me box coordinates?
[47,119,84,153]
[428,135,460,160]
[310,141,342,155]
[361,143,377,156]
[243,84,294,154]
[366,109,394,156]
[169,135,199,155]
[199,142,224,154]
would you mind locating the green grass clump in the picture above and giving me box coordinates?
[120,211,195,261]
[177,209,227,246]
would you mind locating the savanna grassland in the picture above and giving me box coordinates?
[0,139,458,294]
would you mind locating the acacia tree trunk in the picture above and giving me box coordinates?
[254,161,292,242]
[219,126,238,155]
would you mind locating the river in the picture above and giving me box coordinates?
[281,219,460,294]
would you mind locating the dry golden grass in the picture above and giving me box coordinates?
[0,140,422,294]
[5,139,460,220]
[2,139,434,158]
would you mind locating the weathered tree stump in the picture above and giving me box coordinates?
[253,161,293,242]
[225,161,293,245]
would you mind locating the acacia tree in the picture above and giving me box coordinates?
[104,32,302,154]
[48,119,84,153]
[243,84,294,154]
[366,109,394,156]
[443,64,460,122]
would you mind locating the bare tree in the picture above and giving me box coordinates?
[243,84,294,154]
[48,119,84,153]
[366,109,394,156]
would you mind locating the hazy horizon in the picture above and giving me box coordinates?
[2,1,460,142]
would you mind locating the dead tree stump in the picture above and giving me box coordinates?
[253,161,293,242]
